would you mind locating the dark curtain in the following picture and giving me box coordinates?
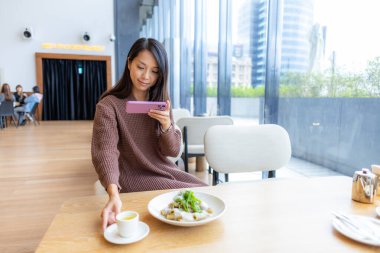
[42,59,107,120]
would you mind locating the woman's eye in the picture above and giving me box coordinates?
[152,71,159,74]
[137,66,144,70]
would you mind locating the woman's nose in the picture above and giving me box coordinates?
[142,70,150,80]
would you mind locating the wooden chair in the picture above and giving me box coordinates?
[204,124,291,185]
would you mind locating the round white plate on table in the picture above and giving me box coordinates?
[148,191,226,227]
[332,214,380,247]
[104,222,149,244]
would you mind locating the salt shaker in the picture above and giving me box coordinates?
[351,168,376,204]
[371,164,380,196]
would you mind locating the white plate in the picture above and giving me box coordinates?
[148,191,226,227]
[332,215,380,247]
[104,221,149,244]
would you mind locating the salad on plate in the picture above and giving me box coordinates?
[160,190,213,222]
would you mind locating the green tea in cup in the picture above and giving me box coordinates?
[116,211,139,237]
[123,214,136,221]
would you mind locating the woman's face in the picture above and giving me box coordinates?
[128,50,159,97]
[16,86,22,92]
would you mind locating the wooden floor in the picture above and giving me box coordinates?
[0,121,211,253]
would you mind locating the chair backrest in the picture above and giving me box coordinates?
[29,103,39,115]
[176,116,234,145]
[204,124,291,174]
[172,108,191,124]
[0,101,15,116]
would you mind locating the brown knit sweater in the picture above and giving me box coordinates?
[91,95,207,193]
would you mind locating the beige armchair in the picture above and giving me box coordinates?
[172,108,191,124]
[204,124,291,185]
[176,116,234,173]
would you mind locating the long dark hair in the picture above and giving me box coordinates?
[100,38,169,101]
[1,83,13,101]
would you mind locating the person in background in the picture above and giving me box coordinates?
[13,84,28,106]
[0,83,16,103]
[14,85,43,125]
[91,38,207,231]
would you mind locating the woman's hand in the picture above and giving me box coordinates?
[101,184,122,231]
[148,100,171,131]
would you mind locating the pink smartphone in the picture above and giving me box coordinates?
[126,101,167,113]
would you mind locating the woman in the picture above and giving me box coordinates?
[0,83,15,103]
[91,38,207,231]
[13,84,27,106]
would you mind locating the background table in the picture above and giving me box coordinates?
[36,176,380,252]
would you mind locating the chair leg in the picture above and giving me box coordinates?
[262,170,276,179]
[268,170,276,178]
[224,173,229,183]
[212,170,219,186]
[183,127,189,173]
[32,115,37,125]
[184,151,189,173]
[11,115,18,128]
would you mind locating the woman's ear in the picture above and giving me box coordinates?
[127,57,131,70]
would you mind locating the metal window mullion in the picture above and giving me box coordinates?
[218,0,232,116]
[146,17,152,37]
[169,0,179,108]
[162,0,171,103]
[153,5,159,39]
[158,0,164,42]
[264,0,283,124]
[193,0,207,115]
[180,0,191,110]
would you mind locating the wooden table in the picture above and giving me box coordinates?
[36,176,380,252]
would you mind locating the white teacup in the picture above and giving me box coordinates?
[116,211,139,238]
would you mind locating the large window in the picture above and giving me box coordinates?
[230,0,266,125]
[277,0,380,175]
[139,0,380,177]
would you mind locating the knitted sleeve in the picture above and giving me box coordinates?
[158,120,182,158]
[91,99,121,190]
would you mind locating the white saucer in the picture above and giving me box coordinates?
[104,221,149,244]
[332,215,380,247]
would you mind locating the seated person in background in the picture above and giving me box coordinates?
[0,83,16,103]
[14,85,43,125]
[13,84,28,107]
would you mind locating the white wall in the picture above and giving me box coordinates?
[0,0,115,91]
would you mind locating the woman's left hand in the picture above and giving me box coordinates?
[148,100,171,131]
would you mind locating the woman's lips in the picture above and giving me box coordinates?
[138,80,150,86]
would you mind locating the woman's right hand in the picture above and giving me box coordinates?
[101,184,122,231]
